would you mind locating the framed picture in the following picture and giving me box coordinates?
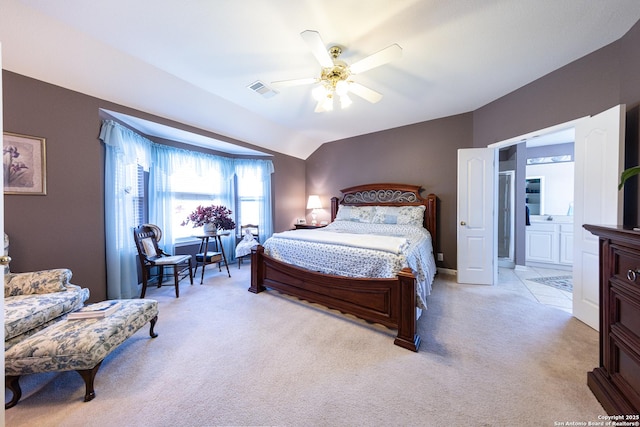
[296,218,306,224]
[3,132,47,195]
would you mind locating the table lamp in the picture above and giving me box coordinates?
[306,195,322,225]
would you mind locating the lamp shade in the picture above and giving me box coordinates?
[306,195,322,210]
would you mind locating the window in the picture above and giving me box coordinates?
[169,168,225,240]
[132,165,148,226]
[236,174,262,227]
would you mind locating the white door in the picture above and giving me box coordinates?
[573,104,625,330]
[457,148,497,285]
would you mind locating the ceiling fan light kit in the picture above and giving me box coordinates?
[271,30,401,113]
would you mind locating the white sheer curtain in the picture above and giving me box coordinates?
[99,120,151,299]
[235,159,274,243]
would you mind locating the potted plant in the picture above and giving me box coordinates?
[181,205,236,233]
[619,166,640,190]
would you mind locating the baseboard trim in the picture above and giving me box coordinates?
[525,261,572,271]
[437,267,457,276]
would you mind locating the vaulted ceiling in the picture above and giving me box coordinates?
[2,0,640,159]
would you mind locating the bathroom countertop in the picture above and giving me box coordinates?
[529,215,573,224]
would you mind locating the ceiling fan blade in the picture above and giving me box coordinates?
[300,30,334,68]
[271,77,317,88]
[348,83,383,103]
[349,44,402,75]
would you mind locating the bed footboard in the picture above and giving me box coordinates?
[249,245,420,351]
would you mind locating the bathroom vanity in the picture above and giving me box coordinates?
[525,216,573,267]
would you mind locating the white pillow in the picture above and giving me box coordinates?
[371,205,426,226]
[141,238,158,257]
[334,205,374,223]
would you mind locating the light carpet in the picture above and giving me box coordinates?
[5,266,603,426]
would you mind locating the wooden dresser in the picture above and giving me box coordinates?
[583,224,640,415]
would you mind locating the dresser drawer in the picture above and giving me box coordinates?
[609,335,640,410]
[610,286,640,353]
[613,245,640,292]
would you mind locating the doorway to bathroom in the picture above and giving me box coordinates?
[497,129,575,314]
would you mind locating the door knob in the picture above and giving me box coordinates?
[460,221,466,226]
[0,256,11,266]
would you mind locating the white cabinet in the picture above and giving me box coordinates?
[525,222,573,266]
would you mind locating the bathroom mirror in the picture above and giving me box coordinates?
[526,161,574,216]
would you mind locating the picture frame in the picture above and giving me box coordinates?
[3,132,47,195]
[297,218,307,224]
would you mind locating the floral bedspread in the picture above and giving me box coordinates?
[263,221,436,309]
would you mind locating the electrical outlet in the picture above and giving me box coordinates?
[437,253,444,261]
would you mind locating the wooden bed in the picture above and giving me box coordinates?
[249,183,437,351]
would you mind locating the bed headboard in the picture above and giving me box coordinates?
[330,183,437,244]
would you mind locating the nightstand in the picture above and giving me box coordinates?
[294,223,327,229]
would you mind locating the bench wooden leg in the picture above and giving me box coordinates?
[5,375,22,409]
[149,315,159,338]
[77,361,102,402]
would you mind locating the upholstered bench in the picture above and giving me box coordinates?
[5,299,158,408]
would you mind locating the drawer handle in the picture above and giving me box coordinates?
[627,269,640,282]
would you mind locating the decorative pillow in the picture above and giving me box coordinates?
[141,238,158,257]
[334,205,351,221]
[4,268,71,297]
[371,205,426,226]
[334,205,374,223]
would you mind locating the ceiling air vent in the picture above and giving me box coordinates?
[247,80,278,98]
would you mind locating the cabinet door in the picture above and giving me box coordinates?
[560,225,573,265]
[526,225,559,263]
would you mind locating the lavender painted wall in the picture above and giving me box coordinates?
[3,71,305,301]
[473,41,621,149]
[621,18,640,107]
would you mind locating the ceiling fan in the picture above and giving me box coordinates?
[271,30,402,112]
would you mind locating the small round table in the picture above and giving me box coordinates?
[192,231,231,284]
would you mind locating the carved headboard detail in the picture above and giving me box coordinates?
[330,183,437,245]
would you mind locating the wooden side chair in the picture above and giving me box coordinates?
[236,224,259,268]
[133,224,193,298]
